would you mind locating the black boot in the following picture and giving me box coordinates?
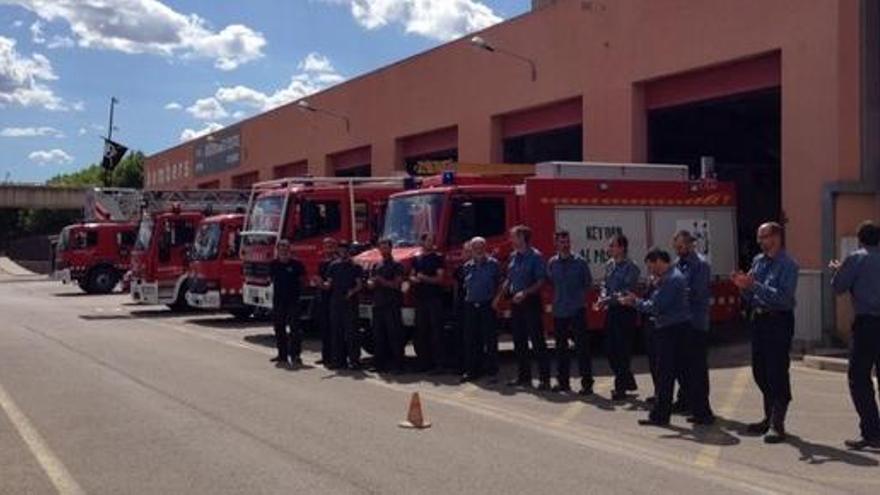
[746,397,773,435]
[764,402,788,444]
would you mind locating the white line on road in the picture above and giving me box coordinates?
[0,380,85,495]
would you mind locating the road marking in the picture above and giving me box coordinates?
[453,383,478,399]
[137,318,841,495]
[550,402,585,426]
[0,381,85,495]
[693,366,752,468]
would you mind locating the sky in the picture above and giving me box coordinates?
[0,0,529,183]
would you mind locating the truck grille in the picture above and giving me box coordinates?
[243,261,270,278]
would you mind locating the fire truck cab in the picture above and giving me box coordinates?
[52,188,142,294]
[240,177,405,312]
[129,190,250,310]
[355,162,740,332]
[185,213,251,318]
[54,222,137,293]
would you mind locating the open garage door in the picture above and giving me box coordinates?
[648,89,781,269]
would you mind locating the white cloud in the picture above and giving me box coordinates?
[329,0,502,41]
[164,101,181,110]
[0,36,68,111]
[12,20,24,28]
[1,126,64,137]
[208,52,344,117]
[298,52,334,72]
[77,127,86,135]
[179,121,223,141]
[30,20,45,43]
[28,148,73,165]
[8,0,267,70]
[186,96,228,120]
[47,35,74,49]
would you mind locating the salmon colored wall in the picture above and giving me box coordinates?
[833,193,880,341]
[145,0,863,269]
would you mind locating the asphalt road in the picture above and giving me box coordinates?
[0,274,878,494]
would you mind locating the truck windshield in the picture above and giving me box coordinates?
[247,195,284,234]
[57,226,71,251]
[192,222,221,261]
[382,193,444,247]
[135,217,153,251]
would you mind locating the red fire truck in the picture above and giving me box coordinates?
[354,162,740,333]
[53,188,142,294]
[185,213,252,318]
[129,190,250,310]
[240,177,406,313]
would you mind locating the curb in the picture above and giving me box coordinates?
[802,354,848,373]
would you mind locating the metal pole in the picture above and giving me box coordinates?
[348,179,357,243]
[103,97,117,187]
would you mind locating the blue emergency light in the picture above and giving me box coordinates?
[441,171,455,185]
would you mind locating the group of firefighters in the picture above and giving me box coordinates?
[267,220,880,451]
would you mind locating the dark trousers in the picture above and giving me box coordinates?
[555,309,593,389]
[650,322,689,423]
[273,303,302,361]
[316,293,332,363]
[849,315,880,441]
[751,311,794,421]
[414,297,444,370]
[329,298,359,366]
[463,302,498,377]
[683,326,714,419]
[373,303,405,371]
[606,306,638,392]
[512,296,550,383]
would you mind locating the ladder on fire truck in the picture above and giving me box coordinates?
[242,176,412,243]
[84,187,143,222]
[140,190,251,216]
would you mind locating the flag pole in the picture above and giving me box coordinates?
[103,96,118,187]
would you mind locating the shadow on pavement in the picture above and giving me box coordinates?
[785,434,879,467]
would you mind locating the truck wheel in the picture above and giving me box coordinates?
[229,307,253,320]
[166,280,192,312]
[77,278,90,293]
[86,267,119,294]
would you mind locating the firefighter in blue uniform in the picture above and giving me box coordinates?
[547,230,594,395]
[673,230,715,424]
[732,222,799,444]
[830,221,880,450]
[503,225,551,390]
[620,247,691,426]
[598,233,641,400]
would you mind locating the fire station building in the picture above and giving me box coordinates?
[144,0,880,345]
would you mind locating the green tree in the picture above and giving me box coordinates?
[46,150,144,188]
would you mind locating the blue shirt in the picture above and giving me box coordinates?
[507,247,546,294]
[602,258,640,306]
[832,246,880,316]
[548,254,592,318]
[636,267,692,329]
[676,251,712,331]
[463,257,501,303]
[743,250,799,311]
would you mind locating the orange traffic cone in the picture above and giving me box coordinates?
[398,392,432,429]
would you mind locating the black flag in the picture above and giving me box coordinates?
[101,138,128,171]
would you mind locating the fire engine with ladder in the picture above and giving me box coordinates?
[129,189,250,310]
[53,188,142,294]
[239,176,407,316]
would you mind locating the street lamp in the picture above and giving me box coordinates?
[469,36,537,82]
[297,99,351,132]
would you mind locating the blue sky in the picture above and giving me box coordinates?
[0,0,529,183]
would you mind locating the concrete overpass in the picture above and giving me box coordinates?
[0,184,85,209]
